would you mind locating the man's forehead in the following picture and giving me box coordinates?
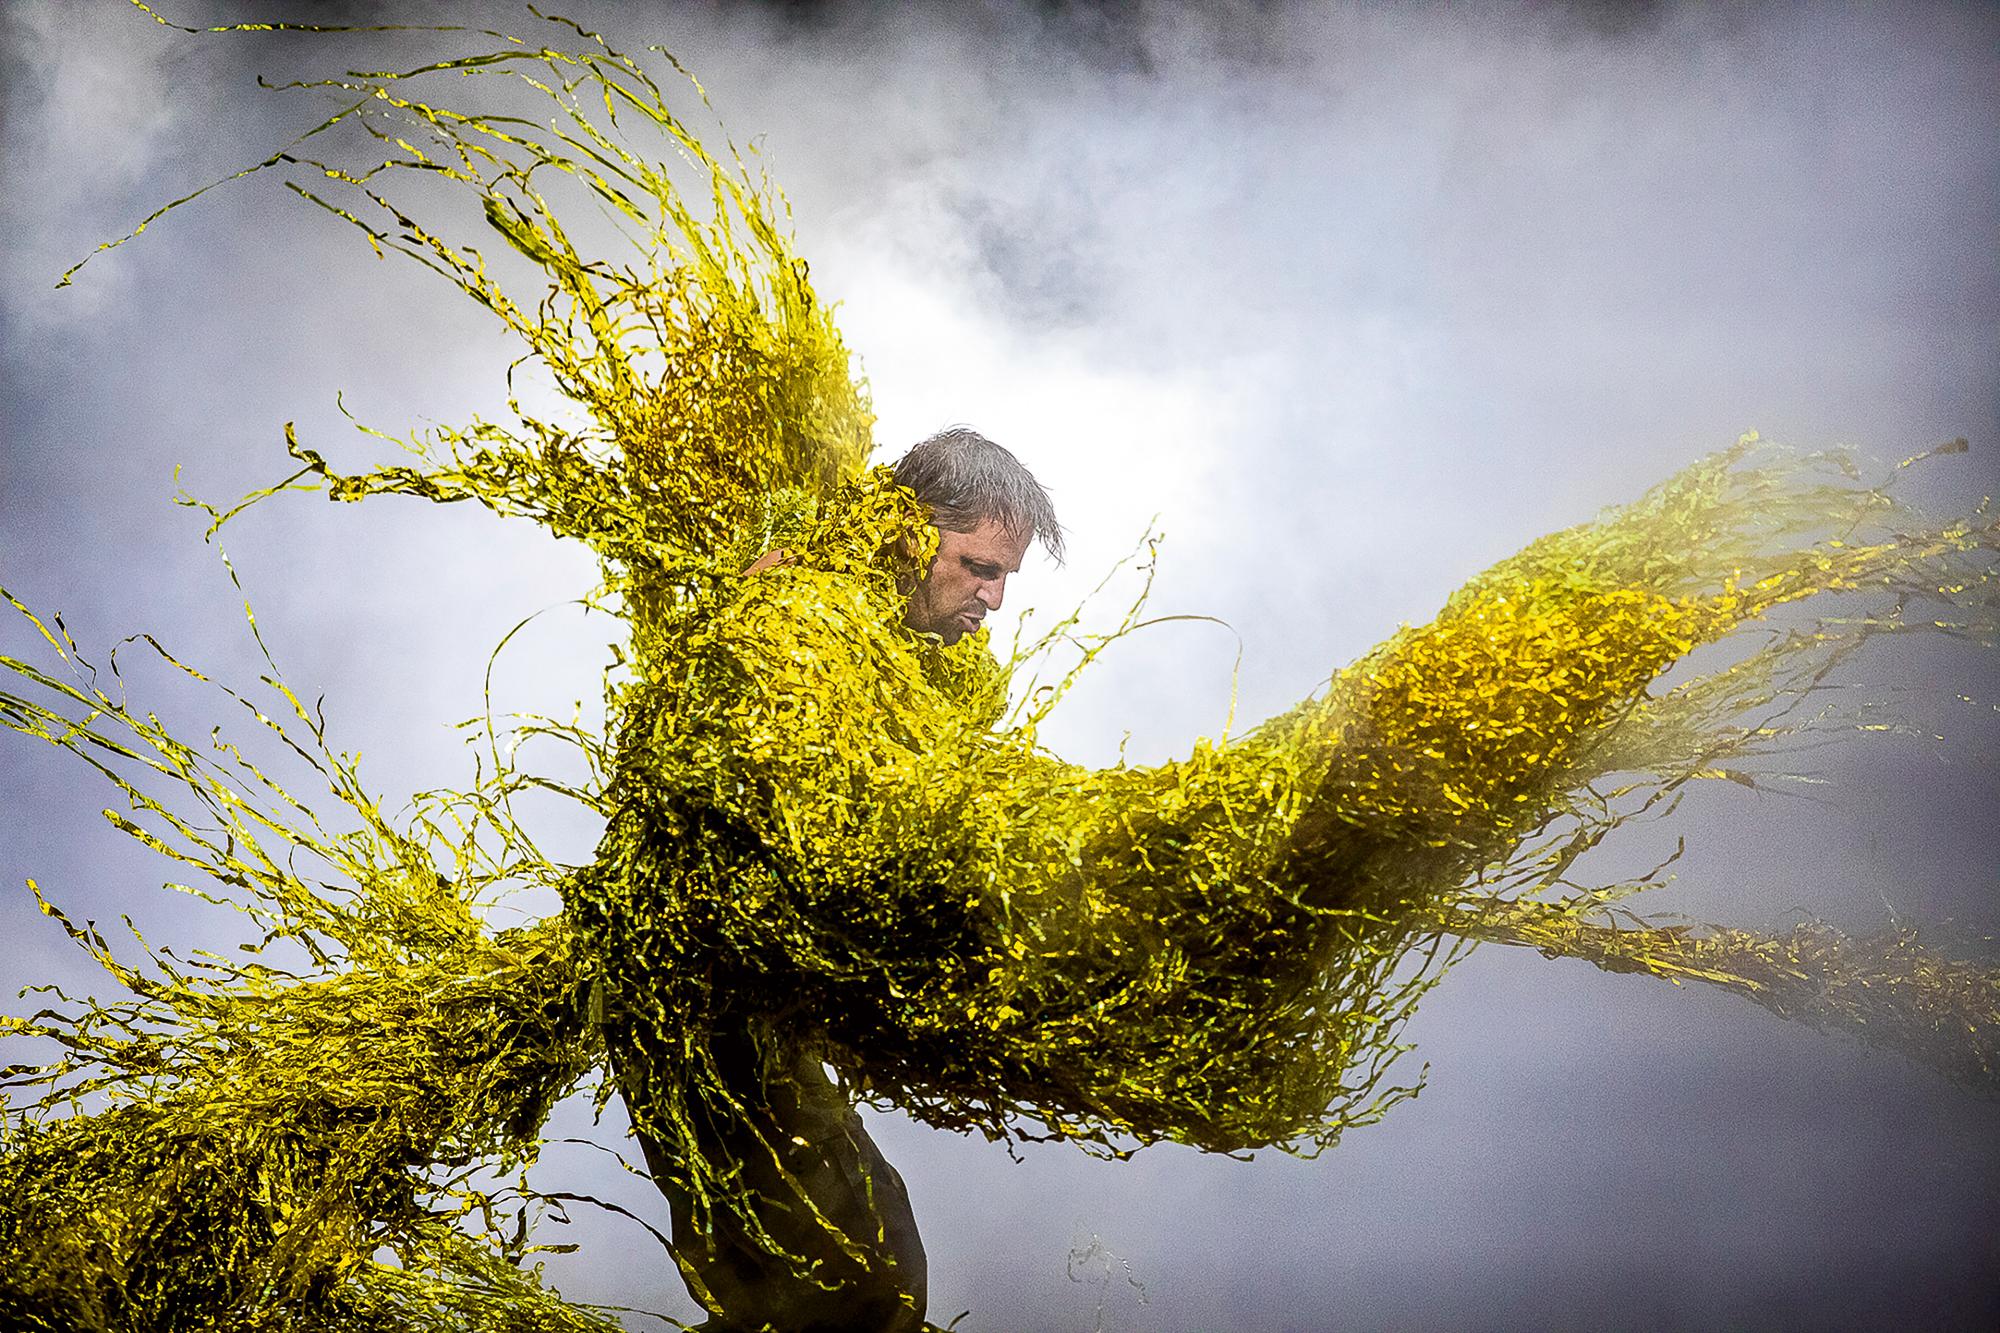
[941,517,1032,570]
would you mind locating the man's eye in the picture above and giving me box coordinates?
[967,563,999,579]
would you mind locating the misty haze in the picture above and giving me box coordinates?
[2,2,1996,1328]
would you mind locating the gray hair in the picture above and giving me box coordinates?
[890,426,1065,563]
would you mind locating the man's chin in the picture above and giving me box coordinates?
[904,611,982,645]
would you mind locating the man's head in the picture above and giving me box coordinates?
[892,427,1063,644]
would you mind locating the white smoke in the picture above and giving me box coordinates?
[2,2,1995,1326]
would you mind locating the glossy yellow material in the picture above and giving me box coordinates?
[2,15,1995,1329]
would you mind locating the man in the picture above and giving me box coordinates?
[653,426,1061,1333]
[892,426,1063,643]
[742,425,1062,644]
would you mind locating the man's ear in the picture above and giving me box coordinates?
[883,531,922,596]
[886,530,930,573]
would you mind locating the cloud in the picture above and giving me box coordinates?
[0,0,194,319]
[3,1,1997,1326]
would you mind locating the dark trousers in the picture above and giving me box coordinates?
[624,1030,928,1333]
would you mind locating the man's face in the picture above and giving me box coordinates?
[902,517,1032,645]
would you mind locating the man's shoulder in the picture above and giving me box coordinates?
[922,633,1011,727]
[710,564,1011,722]
[726,559,895,640]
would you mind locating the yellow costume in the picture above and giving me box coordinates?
[2,19,1994,1330]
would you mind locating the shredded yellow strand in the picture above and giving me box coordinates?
[3,13,1996,1329]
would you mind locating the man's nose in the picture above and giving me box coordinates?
[978,576,1006,611]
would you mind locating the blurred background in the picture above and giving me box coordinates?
[3,2,1996,1327]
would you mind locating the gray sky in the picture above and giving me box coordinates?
[3,1,1997,1328]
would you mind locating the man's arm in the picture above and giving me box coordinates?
[741,547,792,577]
